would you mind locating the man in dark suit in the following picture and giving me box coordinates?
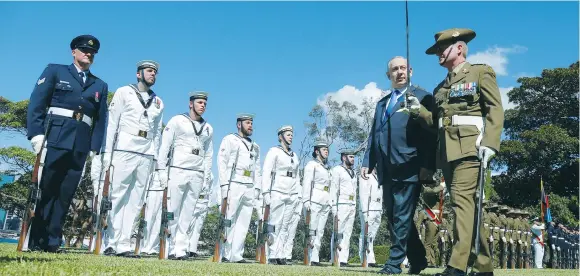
[26,34,109,252]
[361,56,436,274]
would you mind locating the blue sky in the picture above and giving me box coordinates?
[0,1,578,176]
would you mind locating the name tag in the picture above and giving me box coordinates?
[323,186,329,192]
[243,170,251,177]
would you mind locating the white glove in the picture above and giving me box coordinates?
[264,194,271,205]
[304,202,311,210]
[101,152,112,171]
[525,241,528,247]
[510,238,514,244]
[502,237,507,243]
[30,135,44,154]
[478,146,496,168]
[407,96,421,111]
[518,240,522,245]
[158,169,168,188]
[489,236,494,242]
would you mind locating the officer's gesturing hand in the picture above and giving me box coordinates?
[360,167,369,180]
[30,135,44,154]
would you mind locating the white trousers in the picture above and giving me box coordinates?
[330,204,356,263]
[266,191,295,259]
[533,243,544,268]
[187,198,209,253]
[306,201,330,263]
[358,209,382,264]
[222,183,255,262]
[283,196,302,260]
[167,168,204,258]
[105,151,154,253]
[140,189,163,254]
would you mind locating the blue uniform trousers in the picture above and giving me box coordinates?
[29,146,88,251]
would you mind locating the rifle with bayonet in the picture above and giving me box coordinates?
[303,169,315,265]
[134,160,155,255]
[258,156,277,264]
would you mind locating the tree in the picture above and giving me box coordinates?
[492,61,579,224]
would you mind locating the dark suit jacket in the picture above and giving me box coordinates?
[26,63,108,153]
[362,85,436,184]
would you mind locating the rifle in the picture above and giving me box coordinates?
[93,124,119,255]
[212,148,239,262]
[17,112,53,252]
[259,156,277,264]
[88,167,105,252]
[332,180,342,267]
[255,210,263,261]
[361,176,371,268]
[134,160,155,255]
[159,147,175,260]
[303,169,315,265]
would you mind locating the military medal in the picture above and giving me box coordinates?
[155,98,160,109]
[95,92,100,102]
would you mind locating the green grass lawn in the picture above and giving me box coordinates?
[0,244,577,275]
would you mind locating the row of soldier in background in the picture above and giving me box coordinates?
[414,182,579,270]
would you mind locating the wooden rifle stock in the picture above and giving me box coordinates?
[333,214,340,266]
[213,197,229,262]
[255,218,263,261]
[158,187,171,260]
[362,221,369,267]
[94,169,112,255]
[303,209,311,265]
[16,150,42,252]
[259,204,270,264]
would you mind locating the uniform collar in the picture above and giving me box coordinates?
[451,61,467,76]
[72,63,90,75]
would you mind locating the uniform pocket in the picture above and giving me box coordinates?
[458,125,480,155]
[46,118,64,145]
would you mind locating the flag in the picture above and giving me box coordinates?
[540,177,552,223]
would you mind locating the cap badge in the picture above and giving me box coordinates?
[452,31,460,37]
[88,40,94,46]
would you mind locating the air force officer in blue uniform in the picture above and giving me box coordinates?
[26,35,109,252]
[361,56,436,274]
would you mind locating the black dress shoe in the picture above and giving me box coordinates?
[311,261,323,266]
[221,257,229,262]
[236,259,249,263]
[284,259,293,265]
[116,251,140,258]
[434,266,467,276]
[369,263,380,268]
[408,262,427,274]
[378,266,398,274]
[268,258,278,265]
[279,259,287,265]
[104,247,116,256]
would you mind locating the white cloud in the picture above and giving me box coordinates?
[500,86,517,110]
[467,45,527,76]
[316,82,384,124]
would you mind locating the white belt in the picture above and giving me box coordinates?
[500,229,506,232]
[494,227,500,230]
[484,223,489,227]
[439,230,446,233]
[120,125,154,139]
[438,115,484,147]
[275,170,297,178]
[313,183,330,192]
[517,231,522,234]
[48,107,92,126]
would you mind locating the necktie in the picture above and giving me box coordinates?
[79,71,86,84]
[383,89,401,123]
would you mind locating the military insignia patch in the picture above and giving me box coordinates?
[95,92,99,102]
[155,98,160,109]
[37,77,45,85]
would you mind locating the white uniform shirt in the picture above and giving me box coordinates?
[331,165,357,206]
[156,114,213,179]
[261,146,300,195]
[358,174,383,214]
[301,160,332,206]
[104,85,164,158]
[217,134,261,189]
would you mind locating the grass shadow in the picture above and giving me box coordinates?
[0,255,56,263]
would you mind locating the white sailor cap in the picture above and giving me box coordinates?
[189,91,209,100]
[313,137,329,148]
[237,113,255,121]
[339,148,357,155]
[277,125,293,135]
[137,60,160,71]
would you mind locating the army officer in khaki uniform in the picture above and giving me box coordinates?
[407,28,504,276]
